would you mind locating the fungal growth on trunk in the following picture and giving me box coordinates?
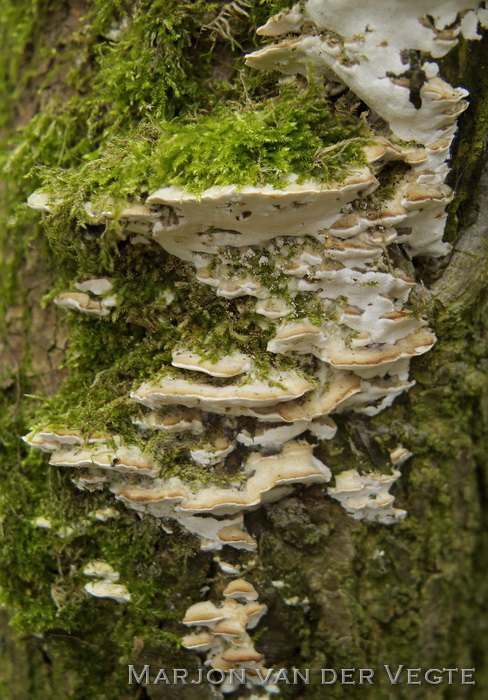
[21,0,486,691]
[182,579,270,694]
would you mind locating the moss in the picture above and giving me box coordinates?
[0,1,296,694]
[358,161,410,212]
[293,293,330,326]
[31,82,368,278]
[0,0,63,129]
[441,34,488,245]
[0,376,213,698]
[1,0,487,697]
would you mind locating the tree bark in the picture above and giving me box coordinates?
[0,2,487,699]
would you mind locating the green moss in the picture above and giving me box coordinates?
[0,1,297,694]
[293,293,330,326]
[2,0,487,697]
[0,0,62,129]
[35,273,313,465]
[32,83,368,267]
[441,34,488,245]
[358,160,410,212]
[0,372,213,697]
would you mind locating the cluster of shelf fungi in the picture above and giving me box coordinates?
[24,0,486,694]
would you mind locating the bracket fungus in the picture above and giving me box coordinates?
[83,580,131,604]
[327,446,411,523]
[21,0,487,678]
[82,560,131,603]
[182,581,269,694]
[53,277,119,317]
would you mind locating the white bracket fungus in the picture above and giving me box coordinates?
[328,469,407,524]
[83,561,120,582]
[24,0,485,583]
[83,581,131,603]
[82,559,130,603]
[171,350,252,378]
[53,278,119,317]
[327,444,412,522]
[112,442,330,549]
[250,1,487,148]
[182,580,270,694]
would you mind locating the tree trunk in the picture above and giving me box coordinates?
[0,2,487,699]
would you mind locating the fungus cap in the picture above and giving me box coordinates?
[223,579,259,602]
[84,581,131,603]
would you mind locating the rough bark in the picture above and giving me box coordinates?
[0,2,487,699]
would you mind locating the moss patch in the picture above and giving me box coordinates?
[2,1,487,698]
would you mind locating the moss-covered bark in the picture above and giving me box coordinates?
[0,2,487,699]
